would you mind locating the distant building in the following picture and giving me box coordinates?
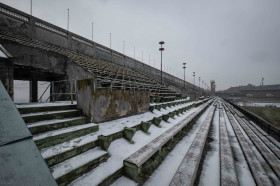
[210,80,215,96]
[216,84,280,102]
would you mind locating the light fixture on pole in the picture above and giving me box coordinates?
[91,22,94,41]
[123,40,125,54]
[110,32,112,49]
[30,0,32,15]
[183,62,186,89]
[202,80,204,90]
[134,46,135,59]
[193,72,195,89]
[159,41,165,84]
[67,9,69,31]
[199,77,201,89]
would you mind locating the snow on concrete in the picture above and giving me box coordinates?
[33,122,99,141]
[51,147,107,179]
[21,109,78,117]
[69,103,206,186]
[231,112,279,183]
[41,101,197,159]
[27,117,86,128]
[249,121,280,149]
[110,177,137,186]
[16,101,77,108]
[143,104,213,186]
[198,107,220,186]
[150,97,189,106]
[223,109,255,186]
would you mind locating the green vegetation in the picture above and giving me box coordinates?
[243,106,280,128]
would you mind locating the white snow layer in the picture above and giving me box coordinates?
[69,103,205,186]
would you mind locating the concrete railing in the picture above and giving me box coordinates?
[0,2,205,93]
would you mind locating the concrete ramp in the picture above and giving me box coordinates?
[0,81,57,186]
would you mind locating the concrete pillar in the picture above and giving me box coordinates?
[0,58,14,99]
[29,80,38,102]
[190,92,197,101]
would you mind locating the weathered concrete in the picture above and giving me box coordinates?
[76,78,150,123]
[190,91,197,100]
[0,57,13,98]
[0,2,204,95]
[0,81,57,186]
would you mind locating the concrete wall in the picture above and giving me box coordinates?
[76,79,150,123]
[0,58,13,98]
[0,2,204,94]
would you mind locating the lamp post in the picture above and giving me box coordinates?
[134,45,135,59]
[92,22,94,41]
[123,40,125,54]
[159,41,165,84]
[199,77,201,90]
[183,63,186,89]
[193,72,195,89]
[110,32,112,49]
[67,9,69,31]
[30,0,32,15]
[202,80,204,91]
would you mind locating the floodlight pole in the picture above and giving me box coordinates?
[110,32,111,49]
[183,62,186,89]
[193,72,195,89]
[30,0,32,15]
[67,9,69,31]
[92,22,93,41]
[159,41,165,84]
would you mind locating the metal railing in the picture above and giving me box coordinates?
[39,79,76,104]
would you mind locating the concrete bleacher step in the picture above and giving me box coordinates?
[22,109,81,123]
[224,103,273,186]
[50,147,109,186]
[17,104,77,114]
[27,116,90,135]
[169,105,215,186]
[33,123,99,150]
[42,99,198,168]
[219,107,239,185]
[123,100,211,184]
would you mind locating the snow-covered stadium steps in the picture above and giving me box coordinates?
[17,103,77,114]
[33,123,99,150]
[68,100,213,186]
[41,99,203,169]
[51,147,109,186]
[122,100,212,184]
[218,106,239,185]
[225,103,280,181]
[27,116,90,135]
[223,102,276,185]
[169,104,216,186]
[21,109,82,123]
[230,107,280,159]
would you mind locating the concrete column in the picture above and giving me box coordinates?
[0,59,14,99]
[190,92,197,101]
[29,80,38,102]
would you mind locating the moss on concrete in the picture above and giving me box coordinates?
[35,125,99,150]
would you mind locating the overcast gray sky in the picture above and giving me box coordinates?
[1,0,280,90]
